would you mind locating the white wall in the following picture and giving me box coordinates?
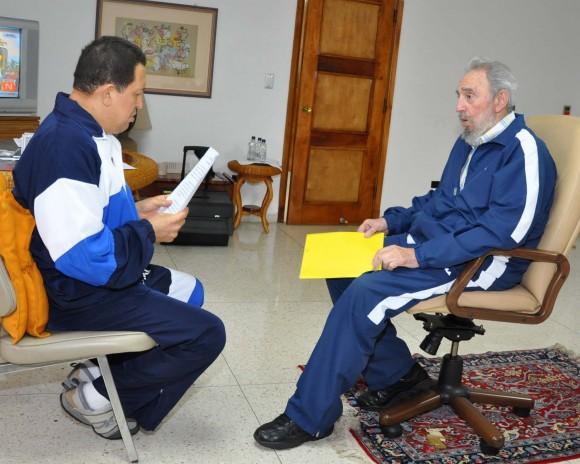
[2,0,579,217]
[382,0,580,209]
[1,0,296,211]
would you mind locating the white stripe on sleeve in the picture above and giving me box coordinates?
[512,129,540,243]
[34,178,106,262]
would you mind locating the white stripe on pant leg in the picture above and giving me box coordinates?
[168,268,198,303]
[467,256,509,290]
[366,256,511,325]
[367,280,455,325]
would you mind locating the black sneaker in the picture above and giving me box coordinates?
[254,414,333,450]
[356,363,434,411]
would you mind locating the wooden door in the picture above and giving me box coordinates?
[282,0,402,225]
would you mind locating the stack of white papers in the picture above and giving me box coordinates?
[160,147,220,214]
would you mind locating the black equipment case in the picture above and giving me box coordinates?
[167,146,234,246]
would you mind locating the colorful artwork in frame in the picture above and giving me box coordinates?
[96,0,217,98]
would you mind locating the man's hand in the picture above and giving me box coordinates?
[136,195,172,220]
[373,245,419,271]
[358,217,388,238]
[146,208,188,243]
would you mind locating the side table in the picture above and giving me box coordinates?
[227,160,281,233]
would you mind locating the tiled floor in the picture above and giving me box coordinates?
[0,223,578,463]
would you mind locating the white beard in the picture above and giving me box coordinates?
[459,110,497,147]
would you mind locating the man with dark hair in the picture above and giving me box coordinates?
[254,58,557,450]
[13,36,225,440]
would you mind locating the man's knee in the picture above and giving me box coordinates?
[203,312,226,356]
[344,273,382,300]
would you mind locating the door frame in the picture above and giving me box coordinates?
[277,0,404,223]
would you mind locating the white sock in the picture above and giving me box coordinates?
[85,364,101,381]
[81,382,111,411]
[73,360,102,383]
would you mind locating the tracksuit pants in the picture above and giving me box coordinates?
[284,261,522,437]
[47,265,225,431]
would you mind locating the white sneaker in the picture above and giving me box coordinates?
[60,383,139,440]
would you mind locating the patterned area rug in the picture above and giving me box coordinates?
[346,346,580,464]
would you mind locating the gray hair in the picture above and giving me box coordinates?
[466,57,518,111]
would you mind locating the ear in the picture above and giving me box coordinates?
[494,89,510,113]
[98,84,116,108]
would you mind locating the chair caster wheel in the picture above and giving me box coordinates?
[381,423,402,438]
[513,406,531,417]
[480,438,501,455]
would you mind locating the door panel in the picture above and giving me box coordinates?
[319,0,380,59]
[286,0,400,225]
[313,74,372,132]
[305,148,364,202]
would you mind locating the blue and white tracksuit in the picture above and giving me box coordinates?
[285,113,557,436]
[13,93,225,430]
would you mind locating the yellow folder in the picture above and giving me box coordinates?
[299,232,384,279]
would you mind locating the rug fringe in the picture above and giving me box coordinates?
[550,343,579,361]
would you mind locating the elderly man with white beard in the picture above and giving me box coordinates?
[254,57,558,450]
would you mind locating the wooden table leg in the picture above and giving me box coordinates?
[232,177,245,228]
[260,177,274,233]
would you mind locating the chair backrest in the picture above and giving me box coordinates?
[0,258,16,318]
[523,115,580,302]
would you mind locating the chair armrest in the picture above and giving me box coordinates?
[445,248,570,324]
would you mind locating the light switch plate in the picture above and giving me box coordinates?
[264,73,275,89]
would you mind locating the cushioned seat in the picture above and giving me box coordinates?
[0,249,156,462]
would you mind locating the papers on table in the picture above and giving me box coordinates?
[160,147,219,214]
[299,232,384,279]
[14,132,34,153]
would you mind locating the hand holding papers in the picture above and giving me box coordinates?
[299,232,384,279]
[160,147,219,214]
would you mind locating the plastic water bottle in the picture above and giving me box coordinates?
[248,136,257,160]
[256,138,263,160]
[259,138,267,161]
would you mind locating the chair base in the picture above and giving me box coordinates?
[378,353,534,455]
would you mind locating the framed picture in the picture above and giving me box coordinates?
[96,0,218,98]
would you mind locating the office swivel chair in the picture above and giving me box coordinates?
[378,115,580,455]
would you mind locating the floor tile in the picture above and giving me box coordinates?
[135,386,280,464]
[212,300,331,385]
[243,383,369,464]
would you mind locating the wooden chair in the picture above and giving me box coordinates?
[378,115,580,455]
[0,257,156,463]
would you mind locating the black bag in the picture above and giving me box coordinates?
[166,146,234,246]
[171,190,234,246]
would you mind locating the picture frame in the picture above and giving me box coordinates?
[96,0,218,98]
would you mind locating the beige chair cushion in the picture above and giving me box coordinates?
[522,115,580,302]
[409,285,540,315]
[0,330,156,365]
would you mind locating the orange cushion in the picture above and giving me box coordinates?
[0,191,50,343]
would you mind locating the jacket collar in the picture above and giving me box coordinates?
[53,92,104,138]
